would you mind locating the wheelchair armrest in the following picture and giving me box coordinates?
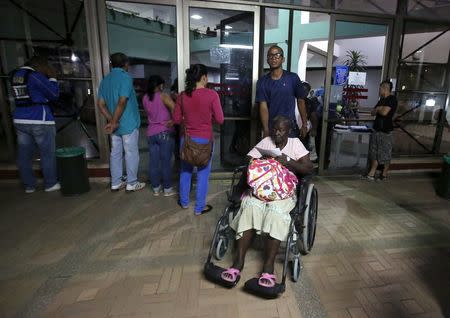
[297,174,313,185]
[233,165,248,174]
[295,173,313,203]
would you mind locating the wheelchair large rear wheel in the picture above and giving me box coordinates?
[299,185,318,255]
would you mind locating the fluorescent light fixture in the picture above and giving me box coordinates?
[225,25,232,29]
[219,44,253,50]
[190,14,202,20]
[425,98,436,107]
[225,77,239,80]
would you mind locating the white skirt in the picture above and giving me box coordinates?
[230,194,296,242]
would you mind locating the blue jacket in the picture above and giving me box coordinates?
[12,67,60,125]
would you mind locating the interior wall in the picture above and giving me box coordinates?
[306,68,383,108]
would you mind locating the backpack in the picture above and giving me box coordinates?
[247,158,298,201]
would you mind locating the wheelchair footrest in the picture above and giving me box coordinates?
[244,277,285,299]
[204,262,240,288]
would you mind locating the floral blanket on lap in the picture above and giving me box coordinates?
[247,158,298,201]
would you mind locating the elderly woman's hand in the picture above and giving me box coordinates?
[275,154,290,167]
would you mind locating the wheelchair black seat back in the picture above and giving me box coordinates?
[204,165,319,298]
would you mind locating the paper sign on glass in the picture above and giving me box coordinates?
[348,72,366,86]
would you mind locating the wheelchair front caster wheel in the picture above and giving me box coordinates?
[291,257,301,282]
[215,236,228,260]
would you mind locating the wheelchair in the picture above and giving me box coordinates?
[204,165,318,298]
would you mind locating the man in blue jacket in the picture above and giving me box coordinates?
[11,56,60,193]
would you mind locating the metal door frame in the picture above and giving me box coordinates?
[318,13,394,174]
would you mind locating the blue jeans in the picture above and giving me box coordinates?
[15,123,58,189]
[148,131,175,190]
[110,128,140,187]
[179,137,212,212]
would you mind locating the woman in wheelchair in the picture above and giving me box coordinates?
[221,116,313,289]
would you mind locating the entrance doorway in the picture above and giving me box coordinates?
[319,16,392,174]
[184,2,260,170]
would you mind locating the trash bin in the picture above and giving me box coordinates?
[56,147,90,196]
[437,155,450,199]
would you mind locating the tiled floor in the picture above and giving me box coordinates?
[0,174,449,318]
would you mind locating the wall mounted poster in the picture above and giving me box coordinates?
[348,71,367,86]
[335,65,349,85]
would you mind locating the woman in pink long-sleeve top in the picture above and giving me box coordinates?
[173,64,224,215]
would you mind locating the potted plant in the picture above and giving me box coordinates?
[341,50,367,119]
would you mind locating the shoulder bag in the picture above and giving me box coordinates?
[179,93,212,167]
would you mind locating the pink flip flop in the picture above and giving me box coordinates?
[258,273,277,288]
[220,268,241,283]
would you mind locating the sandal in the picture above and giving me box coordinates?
[195,204,213,216]
[220,268,241,283]
[258,273,276,288]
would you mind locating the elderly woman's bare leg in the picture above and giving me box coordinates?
[260,236,281,285]
[233,229,255,269]
[222,229,255,281]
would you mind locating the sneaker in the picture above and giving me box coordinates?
[125,182,146,193]
[360,174,375,181]
[163,188,177,197]
[377,175,388,181]
[111,181,126,192]
[153,186,162,196]
[178,200,189,209]
[25,187,36,194]
[45,183,61,192]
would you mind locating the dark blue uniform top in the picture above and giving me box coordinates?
[256,70,306,131]
[12,67,59,124]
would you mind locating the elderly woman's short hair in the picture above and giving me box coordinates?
[272,116,292,130]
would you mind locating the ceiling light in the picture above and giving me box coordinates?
[191,14,202,20]
[71,53,79,62]
[225,25,232,29]
[425,98,436,107]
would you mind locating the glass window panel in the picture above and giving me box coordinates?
[393,92,447,155]
[398,21,450,156]
[189,7,255,170]
[0,0,96,162]
[211,120,252,170]
[335,0,397,14]
[291,11,330,89]
[326,20,388,171]
[262,0,328,8]
[401,24,450,65]
[105,2,178,174]
[263,8,290,70]
[54,80,99,159]
[397,62,447,92]
[408,0,450,20]
[399,23,450,93]
[333,22,387,110]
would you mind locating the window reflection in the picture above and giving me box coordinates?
[0,0,97,161]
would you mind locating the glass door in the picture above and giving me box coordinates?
[184,2,259,170]
[103,1,178,175]
[319,16,392,174]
